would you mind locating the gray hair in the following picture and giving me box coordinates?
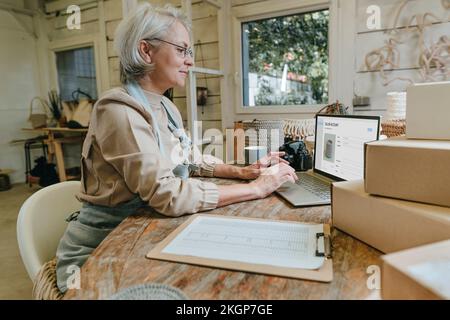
[114,3,191,84]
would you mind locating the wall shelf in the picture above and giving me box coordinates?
[186,64,224,146]
[190,66,224,77]
[182,0,224,147]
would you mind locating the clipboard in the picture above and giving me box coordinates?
[146,214,333,282]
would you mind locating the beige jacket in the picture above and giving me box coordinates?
[77,87,219,216]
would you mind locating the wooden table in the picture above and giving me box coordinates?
[22,127,87,181]
[64,178,382,300]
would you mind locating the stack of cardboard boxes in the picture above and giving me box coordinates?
[332,81,450,300]
[381,239,450,300]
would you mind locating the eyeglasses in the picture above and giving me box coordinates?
[145,38,193,59]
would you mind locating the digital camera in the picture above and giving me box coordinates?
[279,140,313,171]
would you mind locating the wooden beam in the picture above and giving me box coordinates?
[190,66,224,76]
[121,0,138,16]
[232,0,328,19]
[0,3,34,16]
[203,0,221,9]
[45,0,97,13]
[3,9,37,38]
[181,0,192,21]
[187,69,199,145]
[98,0,111,93]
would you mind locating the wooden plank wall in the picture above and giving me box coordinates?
[46,1,99,40]
[104,0,122,88]
[231,0,266,6]
[117,0,222,132]
[354,0,450,116]
[44,0,223,131]
[44,0,122,168]
[45,0,122,90]
[43,0,449,125]
[232,0,450,119]
[229,0,340,123]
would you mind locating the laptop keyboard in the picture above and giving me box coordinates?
[297,174,331,200]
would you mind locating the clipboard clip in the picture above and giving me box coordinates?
[315,232,332,259]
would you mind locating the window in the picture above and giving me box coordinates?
[56,46,97,101]
[241,9,329,107]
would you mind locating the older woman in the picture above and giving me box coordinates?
[55,3,297,293]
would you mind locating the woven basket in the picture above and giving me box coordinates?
[28,97,49,129]
[241,120,285,152]
[32,258,63,300]
[381,119,406,137]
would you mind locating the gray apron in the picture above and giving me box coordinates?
[55,197,146,293]
[56,99,197,293]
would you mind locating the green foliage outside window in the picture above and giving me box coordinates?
[243,10,329,106]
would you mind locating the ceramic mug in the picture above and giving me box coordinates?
[244,146,267,165]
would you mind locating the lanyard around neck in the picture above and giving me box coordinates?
[160,100,192,150]
[125,81,165,155]
[125,81,192,156]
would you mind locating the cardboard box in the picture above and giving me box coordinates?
[364,136,450,207]
[332,180,450,253]
[406,81,450,140]
[381,239,450,300]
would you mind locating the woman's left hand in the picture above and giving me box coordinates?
[238,151,290,180]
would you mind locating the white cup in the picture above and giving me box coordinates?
[386,91,407,120]
[244,146,267,165]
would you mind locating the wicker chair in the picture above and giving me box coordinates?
[17,181,81,299]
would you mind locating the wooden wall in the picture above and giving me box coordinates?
[227,0,344,123]
[39,0,450,121]
[42,0,224,163]
[231,0,449,119]
[231,0,266,6]
[42,0,123,168]
[43,0,450,128]
[6,0,447,181]
[107,0,224,133]
[104,0,123,87]
[45,0,122,90]
[353,0,450,116]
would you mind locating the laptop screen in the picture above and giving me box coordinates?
[314,115,380,181]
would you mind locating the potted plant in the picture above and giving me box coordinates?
[47,90,64,127]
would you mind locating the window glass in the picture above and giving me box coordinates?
[242,10,329,107]
[56,46,97,101]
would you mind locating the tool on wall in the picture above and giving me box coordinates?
[195,40,209,114]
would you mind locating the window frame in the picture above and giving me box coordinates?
[48,35,103,101]
[231,0,339,114]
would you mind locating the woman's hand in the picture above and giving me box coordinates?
[216,161,297,207]
[249,163,298,199]
[238,151,290,180]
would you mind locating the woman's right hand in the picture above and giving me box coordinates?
[250,163,298,199]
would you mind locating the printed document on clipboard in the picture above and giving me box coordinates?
[147,215,333,282]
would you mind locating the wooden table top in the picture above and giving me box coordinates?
[64,178,382,300]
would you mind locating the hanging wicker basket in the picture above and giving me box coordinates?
[381,119,406,137]
[28,97,49,129]
[241,119,285,152]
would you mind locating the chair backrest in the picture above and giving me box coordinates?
[17,181,81,281]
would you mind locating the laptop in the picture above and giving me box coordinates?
[276,114,381,207]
